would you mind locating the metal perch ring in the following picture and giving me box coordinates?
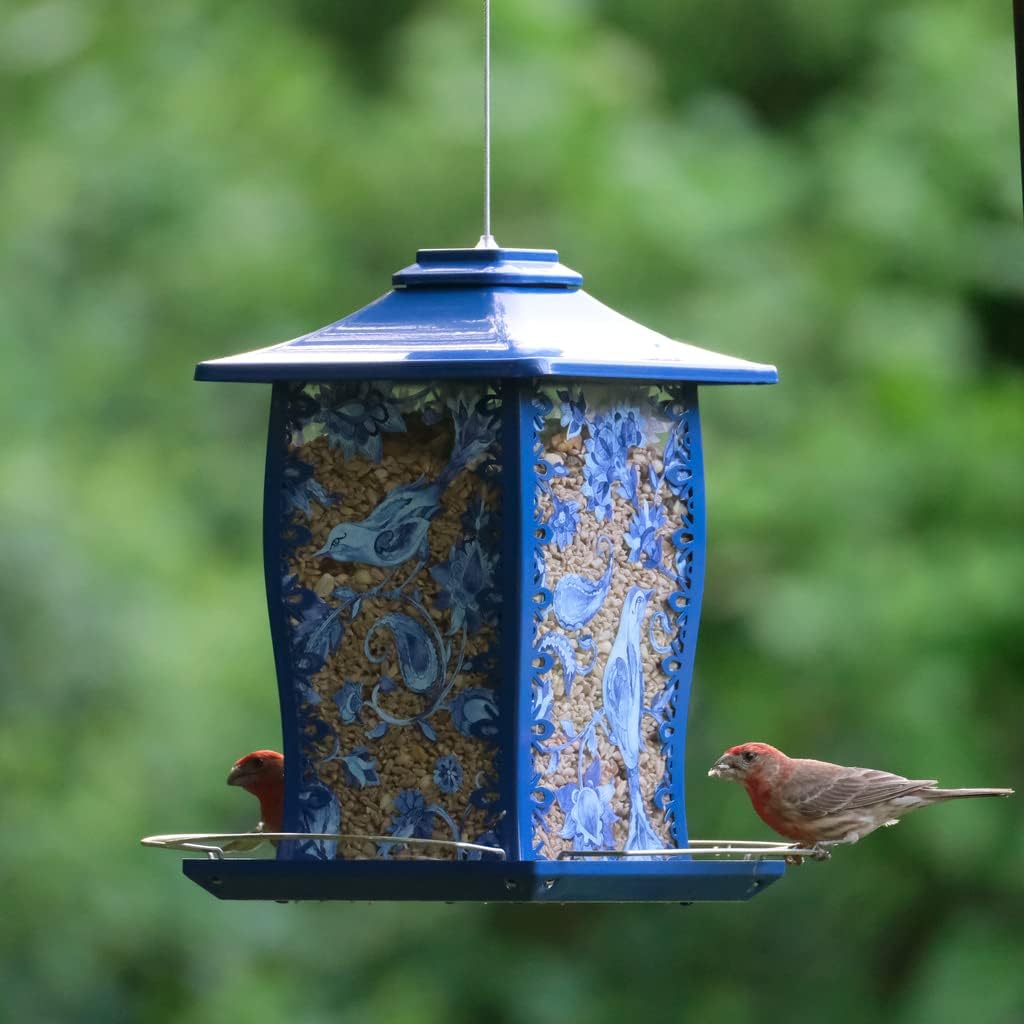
[142,833,817,862]
[141,832,508,861]
[556,839,823,861]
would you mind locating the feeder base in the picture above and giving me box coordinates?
[182,857,784,903]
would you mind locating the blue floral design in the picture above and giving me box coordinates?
[539,631,596,698]
[285,576,344,674]
[390,788,435,839]
[341,747,380,788]
[547,495,580,550]
[296,782,341,860]
[433,754,464,794]
[584,414,624,474]
[610,406,644,451]
[449,687,499,742]
[443,394,499,482]
[581,458,616,522]
[460,496,490,537]
[625,499,667,568]
[283,457,337,516]
[663,423,692,497]
[333,681,363,724]
[557,388,587,439]
[581,406,646,520]
[619,464,640,506]
[430,539,494,635]
[555,759,617,851]
[316,382,406,462]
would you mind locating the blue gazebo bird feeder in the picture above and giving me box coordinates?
[167,245,792,902]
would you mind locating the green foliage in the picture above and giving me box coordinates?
[1,0,1021,1021]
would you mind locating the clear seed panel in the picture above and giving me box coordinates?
[277,381,505,860]
[529,383,699,858]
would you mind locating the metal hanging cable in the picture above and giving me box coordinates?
[476,0,499,249]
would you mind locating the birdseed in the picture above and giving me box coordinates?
[280,382,504,860]
[529,383,694,858]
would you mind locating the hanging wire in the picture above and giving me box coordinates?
[476,0,499,249]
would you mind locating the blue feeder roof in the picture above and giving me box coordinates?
[195,248,778,385]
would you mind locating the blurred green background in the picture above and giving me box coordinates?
[2,0,1022,1020]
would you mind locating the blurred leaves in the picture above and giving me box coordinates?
[0,0,1022,1021]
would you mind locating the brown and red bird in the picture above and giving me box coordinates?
[709,742,1013,854]
[227,750,285,844]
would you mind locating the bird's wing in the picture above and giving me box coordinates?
[365,482,421,522]
[626,641,642,690]
[374,520,421,558]
[791,765,937,816]
[602,657,629,726]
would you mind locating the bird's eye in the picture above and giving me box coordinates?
[252,757,264,767]
[741,750,756,763]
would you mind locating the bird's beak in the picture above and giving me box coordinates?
[314,544,329,558]
[227,764,250,787]
[708,756,735,779]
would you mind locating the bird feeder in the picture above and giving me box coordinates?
[171,245,790,902]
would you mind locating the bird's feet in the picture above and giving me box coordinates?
[786,843,833,864]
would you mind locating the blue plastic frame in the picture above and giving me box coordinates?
[496,380,525,859]
[261,383,305,862]
[664,388,708,849]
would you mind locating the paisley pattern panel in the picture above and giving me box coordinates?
[277,381,504,860]
[528,384,697,858]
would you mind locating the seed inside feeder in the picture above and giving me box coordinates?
[279,381,504,860]
[274,379,695,862]
[530,384,693,858]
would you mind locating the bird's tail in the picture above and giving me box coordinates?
[926,787,1014,800]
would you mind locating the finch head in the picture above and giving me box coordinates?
[227,750,284,794]
[708,742,781,782]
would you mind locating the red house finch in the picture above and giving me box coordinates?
[709,742,1013,854]
[227,750,285,848]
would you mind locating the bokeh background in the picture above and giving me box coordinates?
[2,0,1022,1020]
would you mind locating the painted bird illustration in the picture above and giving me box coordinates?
[226,749,285,850]
[709,742,1013,855]
[601,586,665,851]
[317,475,442,568]
[317,401,496,569]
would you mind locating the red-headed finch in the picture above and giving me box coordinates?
[226,750,285,848]
[709,742,1012,853]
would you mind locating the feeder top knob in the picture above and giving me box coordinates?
[393,248,583,290]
